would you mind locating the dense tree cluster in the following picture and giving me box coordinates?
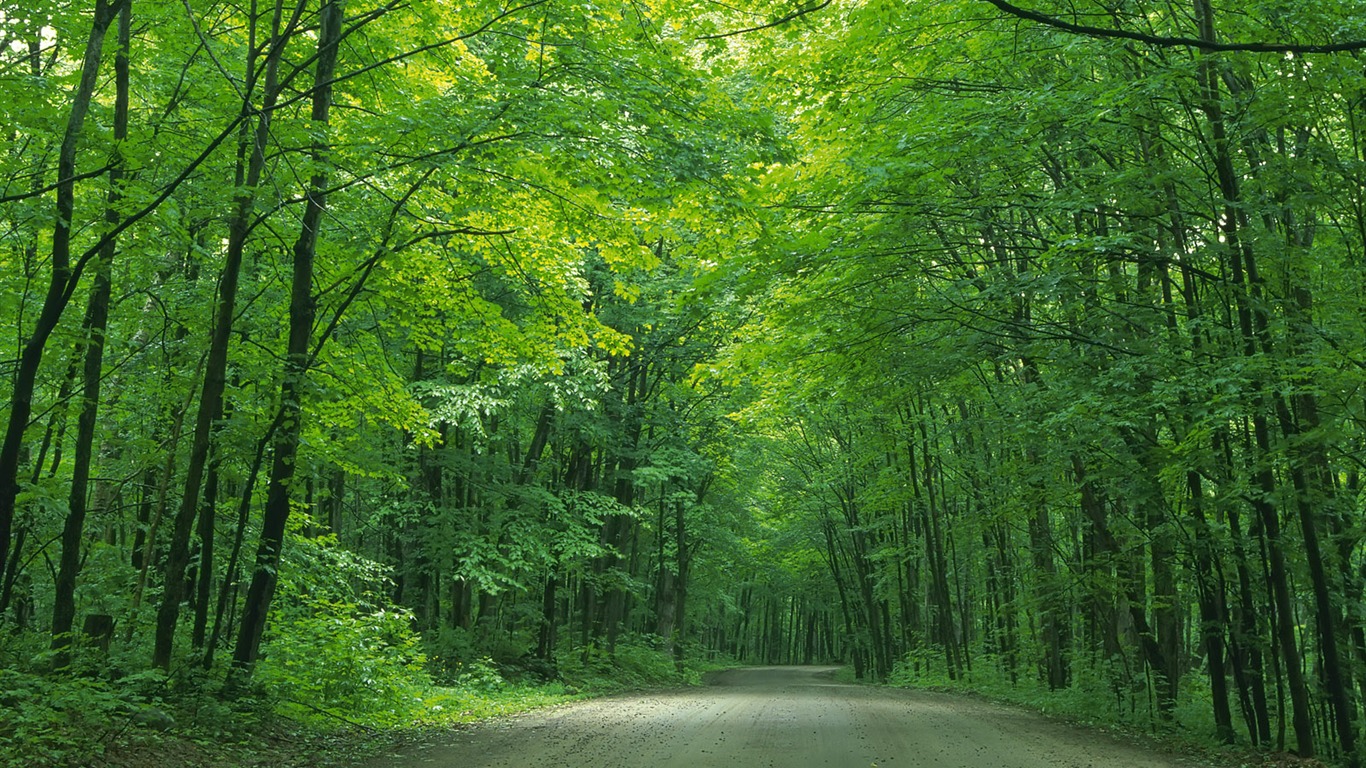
[0,0,763,693]
[6,0,1366,764]
[721,0,1366,762]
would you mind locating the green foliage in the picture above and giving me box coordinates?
[0,668,126,768]
[407,679,576,727]
[14,0,1366,763]
[556,637,712,690]
[887,652,1222,749]
[257,599,427,726]
[0,632,183,768]
[451,656,507,693]
[257,535,428,726]
[421,627,478,684]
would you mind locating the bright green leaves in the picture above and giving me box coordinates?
[260,533,428,726]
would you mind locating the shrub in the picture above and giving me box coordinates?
[421,626,478,684]
[0,664,166,768]
[256,534,430,726]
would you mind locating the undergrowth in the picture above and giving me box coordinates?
[1,536,728,768]
[0,630,726,768]
[881,652,1328,768]
[887,652,1215,734]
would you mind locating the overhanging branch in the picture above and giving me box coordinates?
[696,0,833,40]
[983,0,1366,53]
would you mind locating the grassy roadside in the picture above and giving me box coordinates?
[850,666,1330,768]
[9,647,734,768]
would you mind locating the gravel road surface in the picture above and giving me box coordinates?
[363,666,1197,768]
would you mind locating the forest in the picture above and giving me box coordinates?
[3,0,1366,765]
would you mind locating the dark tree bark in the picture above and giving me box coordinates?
[190,454,222,650]
[152,0,299,670]
[204,419,275,669]
[672,495,689,670]
[0,0,129,596]
[233,0,344,670]
[1189,0,1315,753]
[50,0,131,668]
[1187,468,1235,743]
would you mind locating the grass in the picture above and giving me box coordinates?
[873,655,1332,768]
[11,643,734,768]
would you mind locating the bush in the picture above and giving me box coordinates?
[452,656,506,692]
[421,626,478,684]
[0,669,114,767]
[256,598,428,725]
[256,534,430,726]
[0,660,178,768]
[557,636,696,691]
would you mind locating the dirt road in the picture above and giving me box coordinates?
[364,666,1197,768]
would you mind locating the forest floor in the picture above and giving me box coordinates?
[353,666,1284,768]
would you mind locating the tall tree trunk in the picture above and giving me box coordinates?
[191,455,223,650]
[672,495,689,670]
[1187,468,1235,743]
[0,0,128,590]
[204,420,275,669]
[1191,0,1314,753]
[1275,253,1357,760]
[1121,425,1179,719]
[233,0,343,670]
[915,409,958,680]
[50,0,131,668]
[1018,358,1068,690]
[153,0,298,669]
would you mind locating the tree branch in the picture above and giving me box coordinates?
[696,0,833,40]
[0,164,115,205]
[982,0,1366,53]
